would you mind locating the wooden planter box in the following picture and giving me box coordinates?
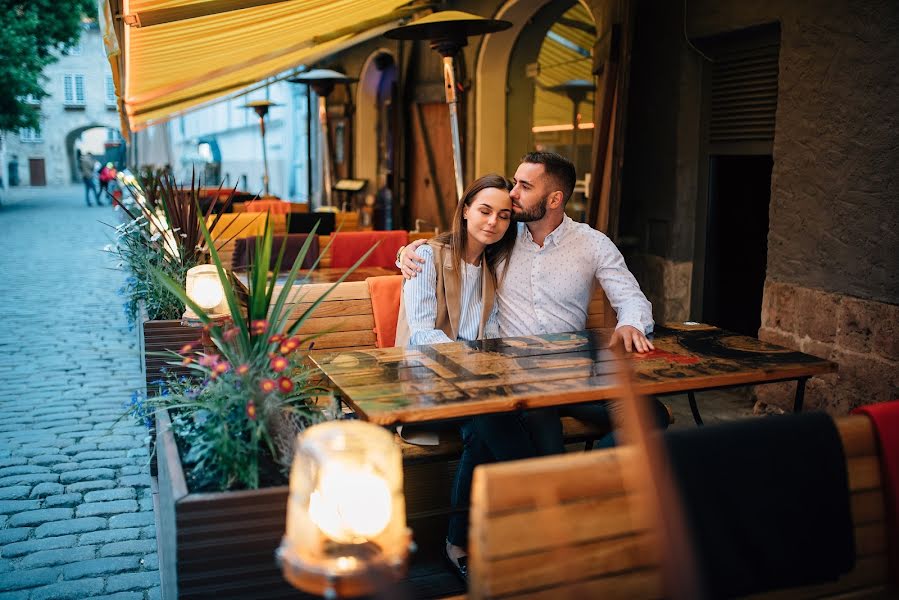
[140,319,203,478]
[155,409,302,600]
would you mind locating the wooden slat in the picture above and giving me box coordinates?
[497,568,663,600]
[293,314,374,335]
[477,533,658,597]
[297,331,377,350]
[478,493,641,560]
[286,299,374,319]
[281,280,370,304]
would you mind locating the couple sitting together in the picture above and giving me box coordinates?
[394,151,669,581]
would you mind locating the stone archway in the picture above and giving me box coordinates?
[64,124,124,183]
[473,0,604,178]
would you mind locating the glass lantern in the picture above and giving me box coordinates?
[279,420,411,598]
[183,264,228,320]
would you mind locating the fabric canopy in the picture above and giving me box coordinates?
[104,0,414,132]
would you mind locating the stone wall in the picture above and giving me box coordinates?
[628,255,693,324]
[756,281,899,414]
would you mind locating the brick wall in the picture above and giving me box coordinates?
[756,281,898,414]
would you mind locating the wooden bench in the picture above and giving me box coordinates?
[467,414,891,599]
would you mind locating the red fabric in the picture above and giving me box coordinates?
[852,400,899,586]
[330,231,408,269]
[244,199,292,215]
[367,275,403,348]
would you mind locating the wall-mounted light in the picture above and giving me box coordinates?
[279,420,411,598]
[183,264,229,320]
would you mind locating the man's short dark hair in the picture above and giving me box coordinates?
[521,151,576,203]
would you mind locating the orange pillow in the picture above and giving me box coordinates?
[367,275,403,348]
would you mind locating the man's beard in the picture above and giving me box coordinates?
[512,195,548,222]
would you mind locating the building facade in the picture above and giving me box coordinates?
[5,22,121,187]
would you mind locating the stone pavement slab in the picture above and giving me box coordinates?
[0,187,159,599]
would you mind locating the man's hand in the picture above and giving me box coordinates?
[608,325,655,353]
[400,238,428,280]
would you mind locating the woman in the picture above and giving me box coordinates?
[396,174,537,582]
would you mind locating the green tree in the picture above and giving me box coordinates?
[0,0,97,132]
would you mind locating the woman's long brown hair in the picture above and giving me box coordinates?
[431,174,517,289]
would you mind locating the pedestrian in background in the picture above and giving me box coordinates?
[79,153,101,206]
[99,162,117,201]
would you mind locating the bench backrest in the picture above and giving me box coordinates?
[467,415,888,599]
[284,279,615,352]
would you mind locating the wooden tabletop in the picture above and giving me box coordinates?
[310,323,837,426]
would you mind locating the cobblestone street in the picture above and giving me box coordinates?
[0,186,160,599]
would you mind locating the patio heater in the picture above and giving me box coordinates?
[242,99,281,197]
[385,11,511,201]
[289,70,357,208]
[545,79,595,162]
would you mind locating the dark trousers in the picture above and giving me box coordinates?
[83,177,99,205]
[447,408,563,547]
[560,397,671,449]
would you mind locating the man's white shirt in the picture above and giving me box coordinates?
[495,217,653,337]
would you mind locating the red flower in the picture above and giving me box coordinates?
[259,379,277,393]
[282,337,301,353]
[246,401,257,420]
[198,354,219,368]
[179,343,194,354]
[235,364,250,376]
[213,361,230,374]
[277,377,294,394]
[223,327,240,342]
[251,319,269,335]
[270,356,289,372]
[269,333,285,344]
[182,356,193,366]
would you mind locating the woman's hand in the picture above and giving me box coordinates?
[400,238,428,279]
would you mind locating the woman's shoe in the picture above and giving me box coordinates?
[444,546,469,583]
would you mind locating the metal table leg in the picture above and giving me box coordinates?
[793,377,808,413]
[688,392,703,426]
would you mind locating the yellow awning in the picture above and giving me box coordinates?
[105,0,415,132]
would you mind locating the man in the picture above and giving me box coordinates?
[400,151,666,577]
[79,153,101,206]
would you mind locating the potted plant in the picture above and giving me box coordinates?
[108,170,248,396]
[135,215,375,599]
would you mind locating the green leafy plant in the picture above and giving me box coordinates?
[108,170,254,325]
[137,214,377,491]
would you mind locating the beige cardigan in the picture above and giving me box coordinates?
[395,241,497,347]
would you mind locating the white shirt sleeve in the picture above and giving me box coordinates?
[594,236,655,335]
[401,245,454,345]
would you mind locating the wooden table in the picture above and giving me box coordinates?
[310,323,836,426]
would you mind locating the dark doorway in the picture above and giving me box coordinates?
[702,154,772,337]
[29,158,46,186]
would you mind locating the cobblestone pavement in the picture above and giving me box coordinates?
[0,186,160,599]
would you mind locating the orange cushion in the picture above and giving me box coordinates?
[244,199,292,215]
[330,231,408,269]
[367,275,403,348]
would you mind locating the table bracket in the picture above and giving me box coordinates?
[687,392,703,426]
[793,377,809,413]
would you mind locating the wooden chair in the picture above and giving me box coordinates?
[206,212,286,271]
[468,415,890,599]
